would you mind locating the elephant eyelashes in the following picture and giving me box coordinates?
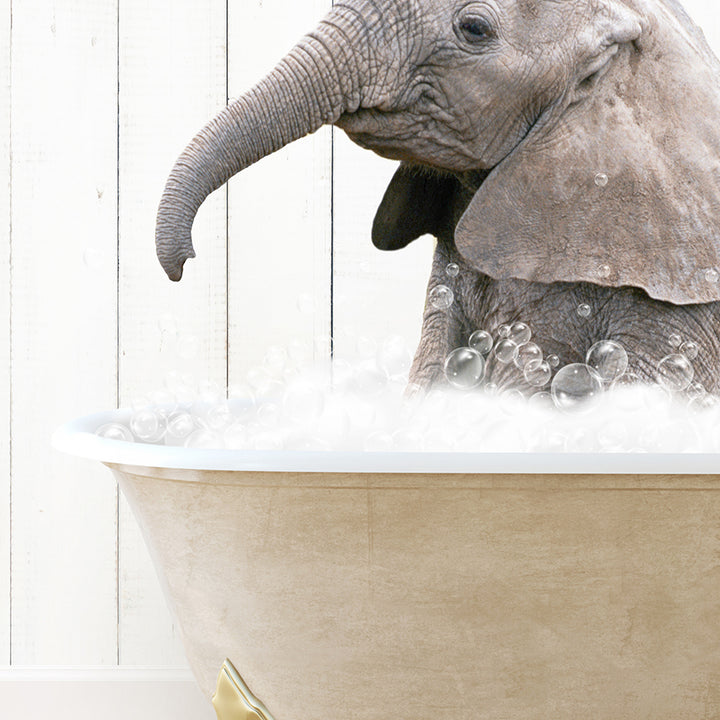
[456,16,495,45]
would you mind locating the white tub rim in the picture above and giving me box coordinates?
[52,409,720,475]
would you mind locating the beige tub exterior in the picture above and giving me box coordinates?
[109,463,720,720]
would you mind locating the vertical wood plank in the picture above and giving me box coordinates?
[227,0,333,384]
[332,134,435,366]
[10,0,118,664]
[0,0,11,666]
[118,0,227,666]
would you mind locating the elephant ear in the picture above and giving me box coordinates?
[455,0,720,305]
[372,164,460,250]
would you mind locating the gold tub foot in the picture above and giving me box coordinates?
[212,660,275,720]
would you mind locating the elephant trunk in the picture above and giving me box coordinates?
[156,10,368,281]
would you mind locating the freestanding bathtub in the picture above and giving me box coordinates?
[54,409,720,720]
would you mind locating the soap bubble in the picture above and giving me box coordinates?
[514,342,542,370]
[247,366,282,398]
[689,394,718,411]
[668,333,682,348]
[165,371,196,406]
[704,268,719,283]
[656,354,694,392]
[351,362,388,396]
[576,303,592,318]
[679,340,699,361]
[283,380,325,423]
[594,172,609,187]
[508,322,532,346]
[528,391,553,408]
[494,339,519,364]
[185,429,223,449]
[546,354,560,368]
[377,336,412,378]
[497,324,511,338]
[445,263,460,278]
[524,359,552,387]
[429,285,454,310]
[165,412,195,441]
[130,408,164,441]
[444,347,485,389]
[598,264,611,279]
[585,340,628,383]
[551,363,603,412]
[469,330,493,356]
[147,390,178,418]
[203,402,235,432]
[96,423,133,442]
[687,382,706,401]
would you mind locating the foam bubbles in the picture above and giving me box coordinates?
[96,423,134,442]
[95,328,720,455]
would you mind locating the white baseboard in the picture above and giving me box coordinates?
[0,667,216,720]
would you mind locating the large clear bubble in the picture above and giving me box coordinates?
[656,354,694,392]
[469,330,493,356]
[515,342,542,370]
[444,347,485,389]
[494,339,519,364]
[585,340,628,383]
[551,363,604,412]
[508,322,532,346]
[429,285,454,310]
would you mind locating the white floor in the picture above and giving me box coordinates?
[0,668,216,720]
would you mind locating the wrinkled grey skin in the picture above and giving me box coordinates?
[156,0,720,394]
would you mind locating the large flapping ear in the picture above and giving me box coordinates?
[456,0,720,305]
[372,164,460,250]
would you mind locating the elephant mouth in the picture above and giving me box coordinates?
[337,109,488,172]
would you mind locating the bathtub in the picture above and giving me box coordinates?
[54,409,720,719]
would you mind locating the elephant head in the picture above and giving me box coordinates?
[156,0,720,311]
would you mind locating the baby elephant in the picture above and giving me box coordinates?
[156,0,720,394]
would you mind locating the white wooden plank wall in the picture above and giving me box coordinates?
[227,0,332,383]
[10,0,118,664]
[0,0,11,668]
[117,0,228,667]
[0,0,719,679]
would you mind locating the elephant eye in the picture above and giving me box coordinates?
[457,15,495,45]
